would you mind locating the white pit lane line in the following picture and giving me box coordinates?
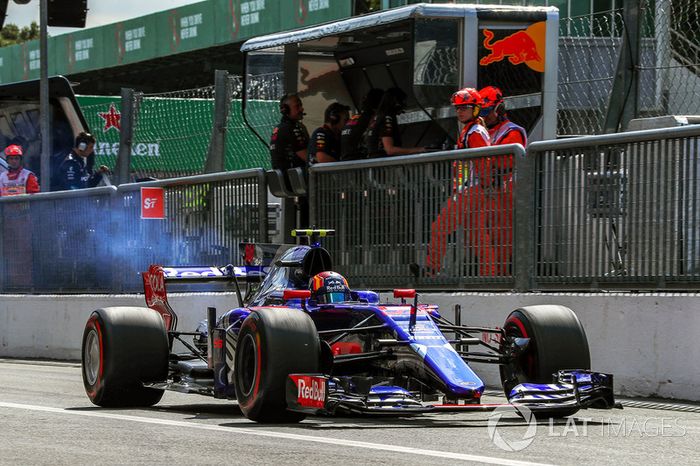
[0,401,551,466]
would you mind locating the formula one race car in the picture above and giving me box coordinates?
[81,230,616,422]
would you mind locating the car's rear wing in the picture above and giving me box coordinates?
[142,264,268,332]
[159,265,268,282]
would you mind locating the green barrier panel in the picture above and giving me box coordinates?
[77,94,275,179]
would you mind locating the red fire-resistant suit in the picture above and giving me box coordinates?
[426,121,492,275]
[482,119,527,276]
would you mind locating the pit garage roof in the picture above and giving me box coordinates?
[241,3,555,52]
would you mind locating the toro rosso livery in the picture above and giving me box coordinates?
[81,230,616,422]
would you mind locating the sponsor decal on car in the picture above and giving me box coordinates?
[290,375,326,408]
[161,266,269,279]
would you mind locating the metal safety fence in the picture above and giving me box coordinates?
[529,124,700,289]
[309,145,527,289]
[310,125,700,291]
[0,169,268,293]
[2,126,700,293]
[0,187,116,293]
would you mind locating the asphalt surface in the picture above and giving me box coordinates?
[0,359,698,465]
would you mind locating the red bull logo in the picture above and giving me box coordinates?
[480,22,546,73]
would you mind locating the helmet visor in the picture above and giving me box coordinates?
[317,291,348,304]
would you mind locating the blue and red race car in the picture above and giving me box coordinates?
[81,229,616,422]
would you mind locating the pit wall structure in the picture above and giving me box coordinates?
[0,292,697,402]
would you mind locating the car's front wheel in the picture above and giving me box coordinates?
[234,308,320,423]
[499,305,590,417]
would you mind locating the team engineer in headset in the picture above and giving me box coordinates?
[270,93,309,172]
[269,93,311,227]
[54,132,109,191]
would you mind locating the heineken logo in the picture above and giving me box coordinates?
[98,103,121,132]
[94,142,161,157]
[93,103,161,157]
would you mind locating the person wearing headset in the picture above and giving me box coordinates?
[269,93,311,228]
[308,102,350,164]
[269,93,309,172]
[55,132,108,191]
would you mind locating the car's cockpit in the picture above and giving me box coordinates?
[248,245,333,307]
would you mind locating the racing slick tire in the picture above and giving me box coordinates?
[234,308,320,423]
[499,305,590,418]
[81,307,169,407]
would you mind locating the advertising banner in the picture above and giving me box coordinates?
[141,186,165,219]
[77,95,274,176]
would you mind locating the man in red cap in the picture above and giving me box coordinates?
[0,144,40,196]
[426,87,493,276]
[478,86,528,275]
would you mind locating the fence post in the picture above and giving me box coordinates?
[116,88,136,185]
[109,190,123,292]
[257,170,269,243]
[0,203,4,292]
[204,70,231,174]
[308,168,316,227]
[603,0,642,132]
[514,148,536,292]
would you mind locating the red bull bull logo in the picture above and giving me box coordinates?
[480,22,546,73]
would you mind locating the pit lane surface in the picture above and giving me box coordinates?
[1,360,698,465]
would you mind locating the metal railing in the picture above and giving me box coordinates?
[3,125,700,293]
[0,186,117,293]
[0,169,268,293]
[309,145,527,289]
[528,124,700,290]
[309,125,700,291]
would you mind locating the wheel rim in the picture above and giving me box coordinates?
[238,333,258,397]
[84,329,101,386]
[502,318,536,391]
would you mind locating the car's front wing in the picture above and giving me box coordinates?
[285,370,617,417]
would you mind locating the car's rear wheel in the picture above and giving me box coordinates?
[499,305,590,417]
[82,307,169,407]
[234,308,320,423]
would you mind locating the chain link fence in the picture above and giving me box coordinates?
[639,0,700,118]
[557,10,624,136]
[224,73,280,172]
[80,74,282,182]
[557,0,699,136]
[78,1,700,172]
[131,86,216,180]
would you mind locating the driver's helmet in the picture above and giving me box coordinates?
[309,271,351,304]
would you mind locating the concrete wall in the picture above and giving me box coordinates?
[428,293,700,402]
[0,293,239,360]
[1,292,698,401]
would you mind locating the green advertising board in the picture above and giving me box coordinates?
[77,95,275,178]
